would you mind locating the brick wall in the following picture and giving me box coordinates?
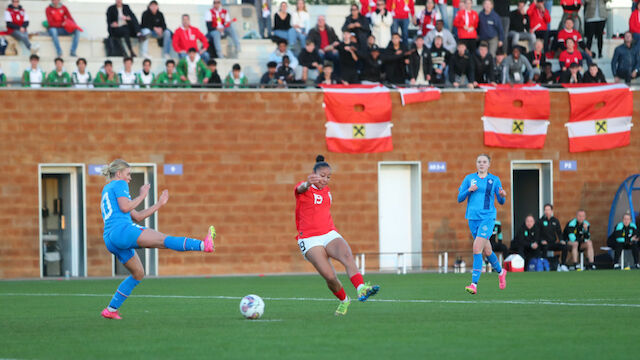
[0,90,638,278]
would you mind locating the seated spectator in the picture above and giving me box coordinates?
[22,54,45,88]
[260,61,279,88]
[269,39,299,68]
[343,4,371,50]
[425,19,456,53]
[273,2,297,49]
[492,48,505,83]
[94,60,120,87]
[207,59,222,88]
[72,58,92,88]
[380,32,408,85]
[510,215,542,267]
[6,0,38,54]
[538,203,568,271]
[205,0,241,59]
[119,56,138,88]
[415,0,441,40]
[338,31,361,84]
[371,0,393,48]
[527,0,550,51]
[387,0,415,46]
[224,63,248,88]
[46,0,80,57]
[538,63,557,84]
[256,0,272,39]
[478,0,504,57]
[509,0,536,52]
[291,0,310,50]
[526,39,547,79]
[276,55,297,86]
[408,36,431,85]
[177,47,210,86]
[449,42,475,88]
[156,59,183,87]
[563,209,595,270]
[473,41,495,85]
[607,212,639,269]
[46,57,71,87]
[558,38,583,71]
[502,46,532,83]
[488,220,509,264]
[173,14,210,62]
[631,7,640,47]
[428,35,451,85]
[555,18,593,65]
[360,39,382,83]
[299,39,321,83]
[453,0,479,55]
[581,62,605,83]
[136,58,155,88]
[611,32,639,84]
[107,0,142,57]
[140,1,172,59]
[315,61,341,85]
[559,0,582,34]
[307,16,340,65]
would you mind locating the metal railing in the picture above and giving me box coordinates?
[354,250,483,275]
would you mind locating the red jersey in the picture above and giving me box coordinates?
[294,182,336,239]
[387,0,415,20]
[359,0,376,17]
[46,5,73,28]
[527,3,550,32]
[557,28,582,48]
[417,9,441,36]
[205,7,231,29]
[630,10,640,34]
[559,49,582,69]
[4,5,28,35]
[453,9,479,39]
[172,25,209,53]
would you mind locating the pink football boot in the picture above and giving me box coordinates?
[101,308,122,320]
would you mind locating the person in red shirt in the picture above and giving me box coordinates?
[172,14,210,62]
[205,0,241,59]
[415,0,441,38]
[295,155,380,316]
[46,0,80,57]
[527,0,550,51]
[558,38,583,70]
[4,0,38,54]
[359,0,376,17]
[387,0,415,45]
[630,9,640,48]
[453,0,479,55]
[555,18,593,65]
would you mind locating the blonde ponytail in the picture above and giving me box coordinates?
[102,159,130,181]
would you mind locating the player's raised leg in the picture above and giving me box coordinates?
[101,253,144,320]
[306,246,351,316]
[137,226,216,253]
[326,237,380,301]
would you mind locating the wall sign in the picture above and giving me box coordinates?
[164,164,183,175]
[88,164,106,175]
[559,160,577,171]
[428,162,447,173]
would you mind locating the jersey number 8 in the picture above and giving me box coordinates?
[101,192,113,220]
[298,241,306,252]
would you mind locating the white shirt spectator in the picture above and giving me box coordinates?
[291,10,310,34]
[26,68,44,88]
[119,70,138,88]
[371,10,393,48]
[72,71,93,88]
[137,71,154,88]
[268,48,299,68]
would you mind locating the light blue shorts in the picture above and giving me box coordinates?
[468,218,495,240]
[104,223,145,264]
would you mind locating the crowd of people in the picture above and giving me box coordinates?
[3,0,640,87]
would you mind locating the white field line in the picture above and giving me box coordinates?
[1,293,640,308]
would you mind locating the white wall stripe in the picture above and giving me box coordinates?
[322,86,389,94]
[565,117,633,137]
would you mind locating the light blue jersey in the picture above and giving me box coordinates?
[101,180,133,235]
[457,173,505,220]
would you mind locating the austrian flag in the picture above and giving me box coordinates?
[322,85,393,153]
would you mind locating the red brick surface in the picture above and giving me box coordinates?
[0,89,638,278]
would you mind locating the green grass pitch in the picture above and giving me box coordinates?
[1,271,638,359]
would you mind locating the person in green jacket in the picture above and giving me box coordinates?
[93,60,120,88]
[46,57,72,87]
[0,65,6,87]
[155,59,186,88]
[224,63,249,88]
[23,54,47,88]
[176,47,211,86]
[607,212,639,269]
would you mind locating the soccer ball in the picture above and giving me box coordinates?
[239,294,265,320]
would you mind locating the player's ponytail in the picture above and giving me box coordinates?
[313,154,331,173]
[102,159,130,181]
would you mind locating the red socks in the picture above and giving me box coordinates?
[350,273,364,289]
[333,288,347,301]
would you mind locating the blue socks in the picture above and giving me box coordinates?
[487,252,503,273]
[108,275,140,310]
[164,236,203,251]
[472,253,483,284]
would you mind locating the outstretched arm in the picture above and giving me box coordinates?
[131,190,169,223]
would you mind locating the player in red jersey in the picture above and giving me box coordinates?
[295,155,380,316]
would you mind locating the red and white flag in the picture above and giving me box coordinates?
[399,87,441,106]
[322,85,393,153]
[481,85,550,149]
[564,84,633,153]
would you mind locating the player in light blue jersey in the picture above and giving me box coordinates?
[457,154,508,295]
[99,159,216,319]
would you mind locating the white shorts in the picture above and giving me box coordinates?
[297,230,343,257]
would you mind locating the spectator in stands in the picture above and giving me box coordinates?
[449,42,475,88]
[502,46,532,83]
[538,204,568,271]
[206,0,241,59]
[276,55,297,86]
[94,60,119,87]
[559,0,582,34]
[260,61,279,87]
[299,39,321,83]
[140,1,172,59]
[387,0,415,45]
[291,0,310,50]
[558,38,583,71]
[509,0,536,52]
[612,32,640,84]
[473,41,495,85]
[380,32,408,84]
[359,0,376,17]
[408,36,431,85]
[45,57,71,87]
[425,19,456,53]
[256,0,272,39]
[428,35,450,85]
[556,18,593,66]
[315,61,340,85]
[177,47,210,86]
[488,220,509,264]
[608,212,640,269]
[72,58,92,88]
[0,66,6,87]
[224,63,248,88]
[206,59,222,88]
[107,0,142,57]
[22,54,45,88]
[46,0,80,57]
[343,4,371,51]
[337,31,361,84]
[584,0,608,58]
[360,39,382,83]
[434,0,449,30]
[631,7,640,47]
[477,0,504,57]
[5,0,38,54]
[269,39,299,68]
[156,59,183,87]
[136,58,155,88]
[415,0,441,41]
[118,56,137,88]
[582,62,606,82]
[492,48,505,83]
[511,215,541,267]
[453,0,479,55]
[538,62,556,83]
[563,209,595,270]
[526,39,547,79]
[527,0,550,51]
[371,0,393,48]
[493,0,510,53]
[308,16,340,66]
[173,14,210,61]
[273,2,297,49]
